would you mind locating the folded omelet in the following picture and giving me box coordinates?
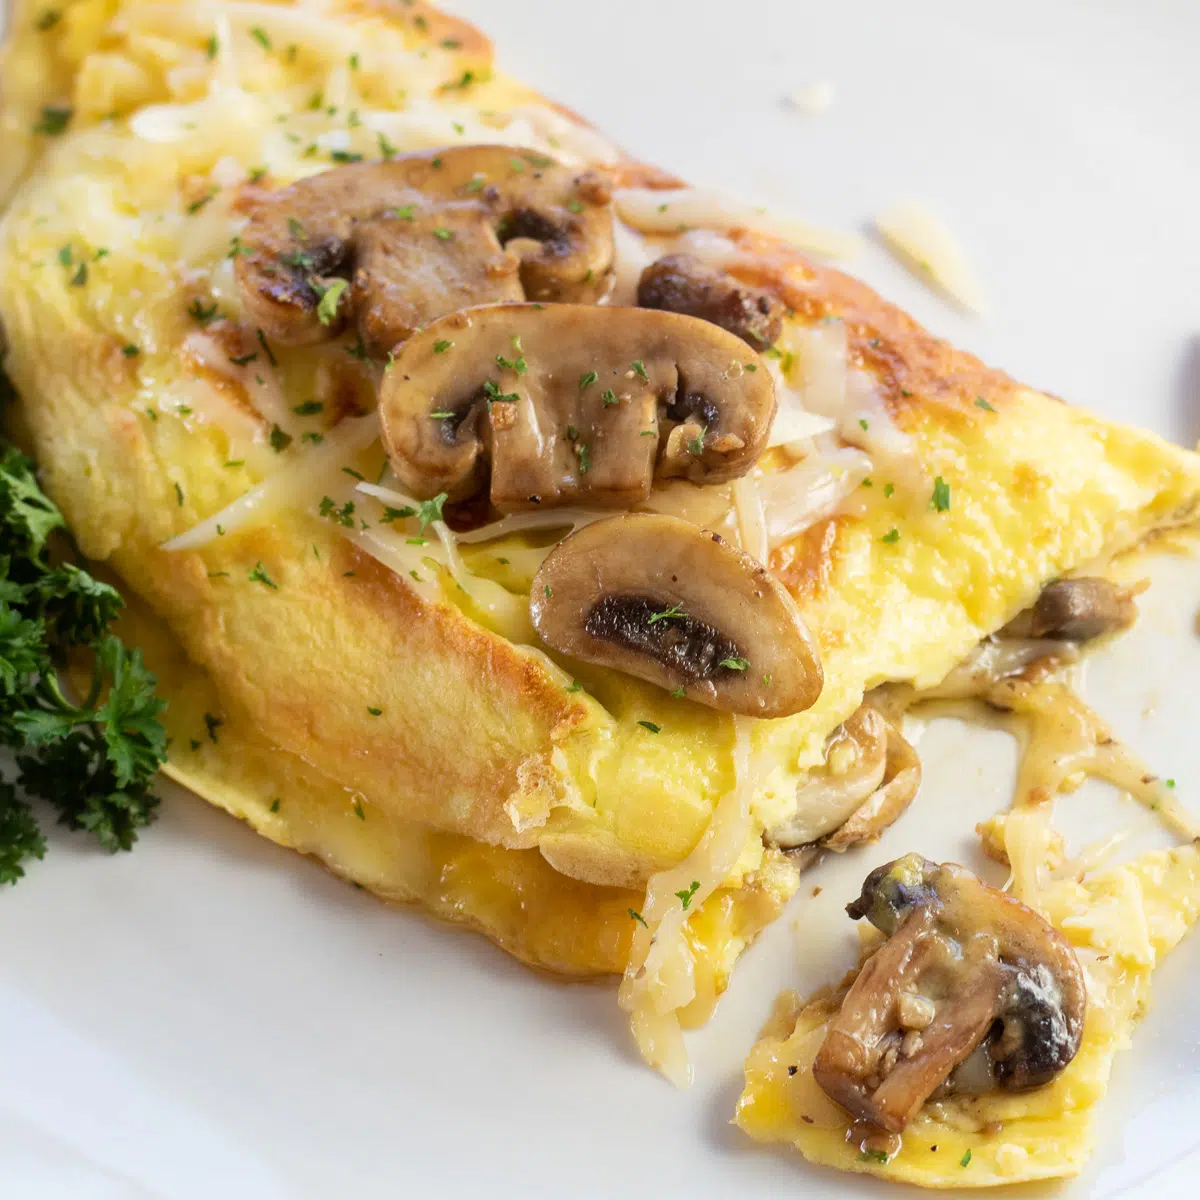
[2,0,1198,1186]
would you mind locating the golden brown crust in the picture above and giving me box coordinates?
[727,231,1018,423]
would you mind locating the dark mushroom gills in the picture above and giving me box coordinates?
[530,513,822,718]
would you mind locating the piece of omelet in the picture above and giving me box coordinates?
[736,841,1200,1188]
[2,0,1199,1154]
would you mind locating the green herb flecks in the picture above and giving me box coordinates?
[315,278,348,326]
[931,475,951,512]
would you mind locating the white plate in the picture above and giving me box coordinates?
[2,1,1198,1196]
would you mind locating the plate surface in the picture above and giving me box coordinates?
[2,1,1198,1196]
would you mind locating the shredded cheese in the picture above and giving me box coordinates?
[183,331,294,434]
[619,717,757,1087]
[874,202,987,314]
[786,82,835,116]
[733,475,769,563]
[161,413,379,550]
[757,447,873,547]
[615,188,863,261]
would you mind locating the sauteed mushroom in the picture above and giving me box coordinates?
[813,854,1086,1134]
[765,705,921,850]
[531,513,822,717]
[637,252,784,350]
[1001,577,1136,643]
[378,304,776,511]
[235,146,614,354]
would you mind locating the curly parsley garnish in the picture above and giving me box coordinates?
[0,444,167,884]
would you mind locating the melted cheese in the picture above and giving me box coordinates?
[619,717,759,1087]
[737,674,1200,1187]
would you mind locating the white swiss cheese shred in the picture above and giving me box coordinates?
[161,414,379,551]
[615,188,863,261]
[619,719,757,1087]
[874,202,987,314]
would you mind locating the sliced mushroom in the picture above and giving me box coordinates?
[530,513,822,717]
[637,253,784,350]
[1001,577,1137,642]
[765,705,922,850]
[235,146,614,354]
[378,304,776,511]
[812,854,1086,1133]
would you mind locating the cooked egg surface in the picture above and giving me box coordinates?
[92,588,795,985]
[4,0,1198,899]
[736,843,1200,1188]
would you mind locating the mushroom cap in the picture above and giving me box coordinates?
[637,252,784,350]
[813,854,1086,1133]
[1001,576,1137,642]
[378,303,778,512]
[234,146,615,355]
[530,513,823,718]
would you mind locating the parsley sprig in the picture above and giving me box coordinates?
[0,444,167,883]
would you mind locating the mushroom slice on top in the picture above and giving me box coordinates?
[813,854,1086,1134]
[1000,576,1137,643]
[530,513,822,717]
[637,252,785,351]
[378,304,777,511]
[235,146,614,354]
[765,704,921,850]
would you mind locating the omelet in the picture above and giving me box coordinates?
[2,0,1199,1181]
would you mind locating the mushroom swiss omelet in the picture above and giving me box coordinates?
[1,0,1197,1188]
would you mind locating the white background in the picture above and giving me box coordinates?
[1,1,1198,1196]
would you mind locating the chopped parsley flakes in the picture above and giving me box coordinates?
[648,603,686,625]
[637,720,661,734]
[248,562,278,589]
[33,105,72,136]
[315,278,348,326]
[931,475,951,512]
[674,880,700,910]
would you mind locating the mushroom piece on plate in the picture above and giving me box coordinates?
[235,145,614,354]
[530,512,822,718]
[378,303,777,510]
[812,854,1086,1134]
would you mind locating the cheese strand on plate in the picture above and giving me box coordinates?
[618,717,757,1087]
